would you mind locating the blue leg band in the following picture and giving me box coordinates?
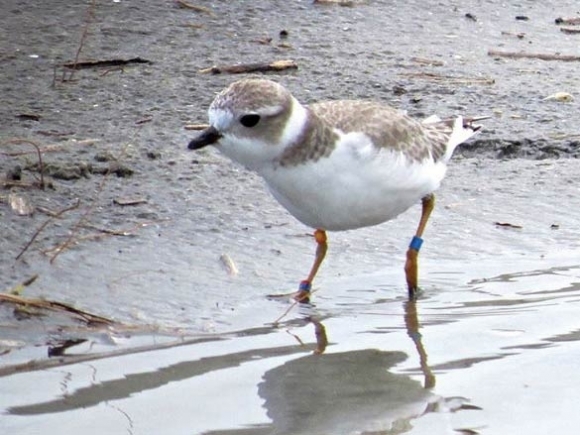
[409,236,424,251]
[299,280,312,292]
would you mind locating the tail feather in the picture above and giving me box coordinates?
[423,114,489,160]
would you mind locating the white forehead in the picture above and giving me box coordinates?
[208,108,234,131]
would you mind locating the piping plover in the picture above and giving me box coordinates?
[189,79,484,301]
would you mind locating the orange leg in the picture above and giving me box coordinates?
[405,194,435,297]
[295,229,327,303]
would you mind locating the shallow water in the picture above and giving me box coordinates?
[2,250,580,434]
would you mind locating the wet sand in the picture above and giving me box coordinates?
[2,1,580,434]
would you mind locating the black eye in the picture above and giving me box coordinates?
[239,114,260,128]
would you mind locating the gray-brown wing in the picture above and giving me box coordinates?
[309,100,451,162]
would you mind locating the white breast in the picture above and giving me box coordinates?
[259,134,446,231]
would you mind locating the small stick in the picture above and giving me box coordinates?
[3,139,46,189]
[314,0,357,6]
[555,17,580,25]
[199,59,298,75]
[16,200,81,261]
[175,0,214,15]
[80,220,163,236]
[399,71,495,85]
[63,57,151,70]
[488,49,580,62]
[560,27,580,34]
[66,0,97,81]
[0,293,116,326]
[184,124,210,130]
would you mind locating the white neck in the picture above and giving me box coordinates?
[279,97,309,148]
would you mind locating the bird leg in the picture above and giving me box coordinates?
[405,194,435,297]
[296,229,328,303]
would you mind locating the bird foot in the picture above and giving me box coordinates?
[293,290,311,304]
[266,280,312,304]
[407,285,424,301]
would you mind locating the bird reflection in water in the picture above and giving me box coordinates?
[258,297,436,434]
[404,297,436,389]
[282,298,434,388]
[282,315,329,355]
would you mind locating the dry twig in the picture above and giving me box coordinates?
[488,49,580,62]
[313,0,358,6]
[16,200,81,261]
[199,59,298,74]
[62,57,152,69]
[2,138,46,189]
[0,292,116,326]
[60,0,97,83]
[560,27,580,34]
[184,124,210,131]
[555,17,580,25]
[176,0,214,15]
[399,71,495,85]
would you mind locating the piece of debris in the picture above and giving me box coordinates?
[176,0,214,15]
[146,150,162,160]
[410,56,445,66]
[15,199,80,261]
[543,92,574,102]
[501,31,525,39]
[184,22,205,30]
[515,15,529,21]
[279,29,289,39]
[551,223,560,229]
[17,113,41,121]
[399,71,495,85]
[135,117,153,125]
[199,59,298,74]
[36,130,74,137]
[7,275,38,296]
[392,85,408,96]
[8,193,34,216]
[494,222,523,229]
[465,13,477,22]
[455,428,481,435]
[184,123,210,130]
[0,292,117,326]
[48,339,88,357]
[94,151,116,162]
[252,37,273,45]
[113,197,148,206]
[313,0,357,6]
[555,17,580,25]
[62,57,152,69]
[488,50,580,62]
[560,27,580,34]
[220,253,239,276]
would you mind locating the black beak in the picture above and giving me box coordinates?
[188,126,222,150]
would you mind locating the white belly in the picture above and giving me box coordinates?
[260,149,446,231]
